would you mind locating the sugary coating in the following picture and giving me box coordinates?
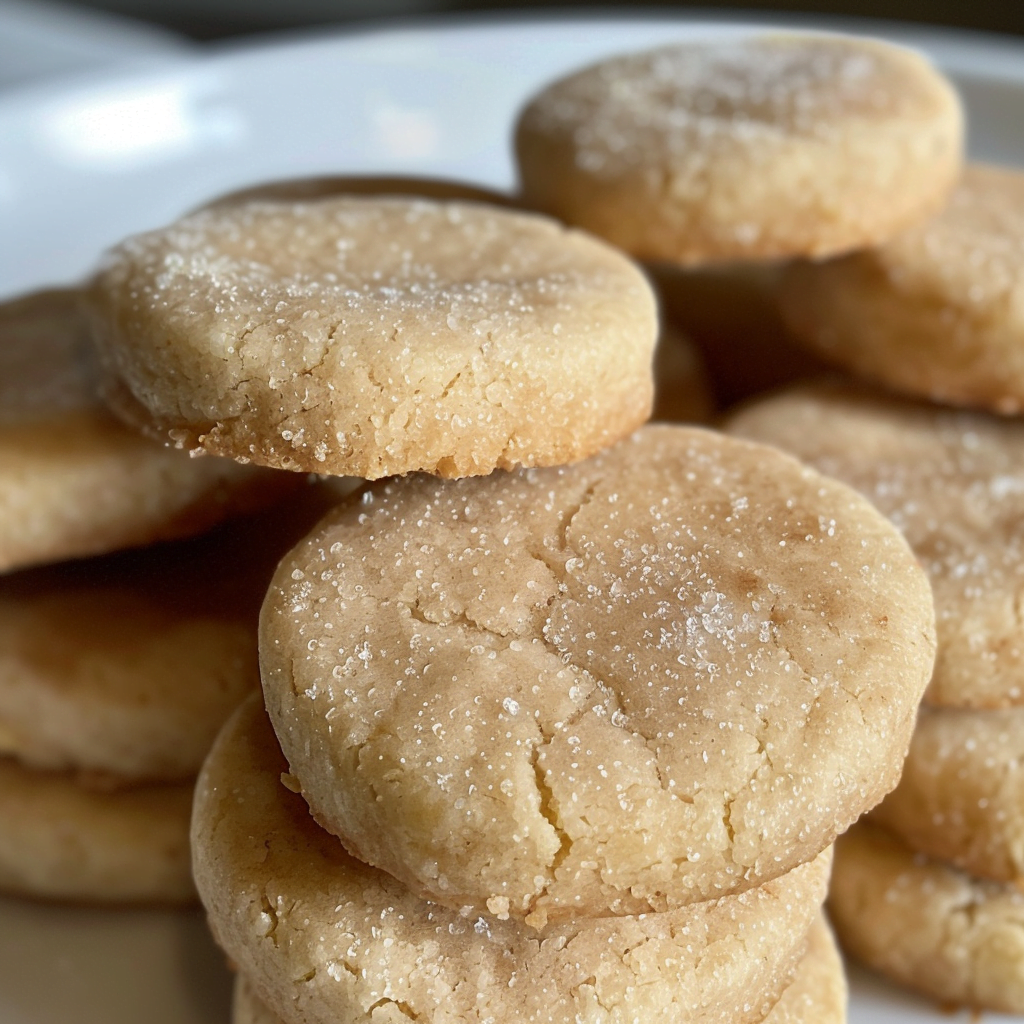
[228,915,847,1024]
[260,424,935,923]
[0,289,291,574]
[781,164,1024,414]
[830,821,1024,1014]
[88,197,657,478]
[727,379,1024,709]
[872,704,1024,883]
[515,33,962,264]
[0,482,347,782]
[0,758,194,904]
[194,694,832,1024]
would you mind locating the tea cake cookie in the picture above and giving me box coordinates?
[0,289,291,574]
[194,694,833,1024]
[228,915,847,1024]
[781,164,1024,414]
[88,197,657,478]
[515,34,962,264]
[0,482,345,782]
[727,379,1024,709]
[261,424,934,923]
[0,757,194,904]
[830,821,1024,1013]
[872,704,1024,883]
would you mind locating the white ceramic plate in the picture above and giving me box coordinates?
[1,13,1023,1023]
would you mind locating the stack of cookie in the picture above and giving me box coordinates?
[71,113,941,1021]
[0,288,345,905]
[725,165,1024,1012]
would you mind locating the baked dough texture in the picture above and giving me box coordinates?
[781,164,1024,413]
[872,704,1024,883]
[0,482,344,781]
[830,821,1024,1013]
[260,424,935,923]
[515,33,962,264]
[0,289,290,573]
[194,694,833,1024]
[727,379,1024,709]
[88,197,657,478]
[0,757,194,904]
[228,914,847,1024]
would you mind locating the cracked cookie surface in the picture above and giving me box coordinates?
[0,289,289,573]
[194,693,831,1024]
[514,33,962,264]
[259,424,934,922]
[830,820,1024,1014]
[87,197,656,478]
[728,379,1024,709]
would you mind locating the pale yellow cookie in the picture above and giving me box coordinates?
[229,916,847,1024]
[781,164,1024,414]
[260,423,934,924]
[830,821,1024,1014]
[872,704,1024,884]
[0,482,345,781]
[195,694,833,1024]
[0,757,194,905]
[0,289,291,574]
[88,197,657,478]
[727,379,1024,709]
[515,34,962,264]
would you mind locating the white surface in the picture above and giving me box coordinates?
[1,13,1023,1023]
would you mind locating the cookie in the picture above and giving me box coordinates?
[872,704,1024,884]
[650,261,831,408]
[260,423,934,924]
[0,757,194,905]
[650,323,715,423]
[727,379,1024,709]
[202,174,517,210]
[228,915,847,1024]
[88,197,657,478]
[781,164,1024,414]
[0,289,291,574]
[830,820,1024,1013]
[0,481,346,782]
[515,33,962,264]
[194,693,833,1024]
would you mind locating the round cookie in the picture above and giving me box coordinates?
[0,289,291,574]
[830,820,1024,1013]
[727,379,1024,709]
[515,33,962,265]
[0,757,194,905]
[194,694,834,1024]
[781,164,1024,414]
[260,423,935,923]
[0,481,347,781]
[872,704,1024,883]
[228,916,847,1024]
[87,197,657,478]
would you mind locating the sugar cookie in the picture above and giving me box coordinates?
[781,164,1024,413]
[727,379,1024,709]
[515,34,962,264]
[0,289,291,573]
[260,424,934,923]
[228,914,847,1024]
[0,481,345,781]
[0,757,194,905]
[194,694,833,1024]
[830,821,1024,1014]
[872,704,1024,884]
[88,197,657,478]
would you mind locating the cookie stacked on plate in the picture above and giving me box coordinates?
[727,163,1024,1013]
[0,289,307,904]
